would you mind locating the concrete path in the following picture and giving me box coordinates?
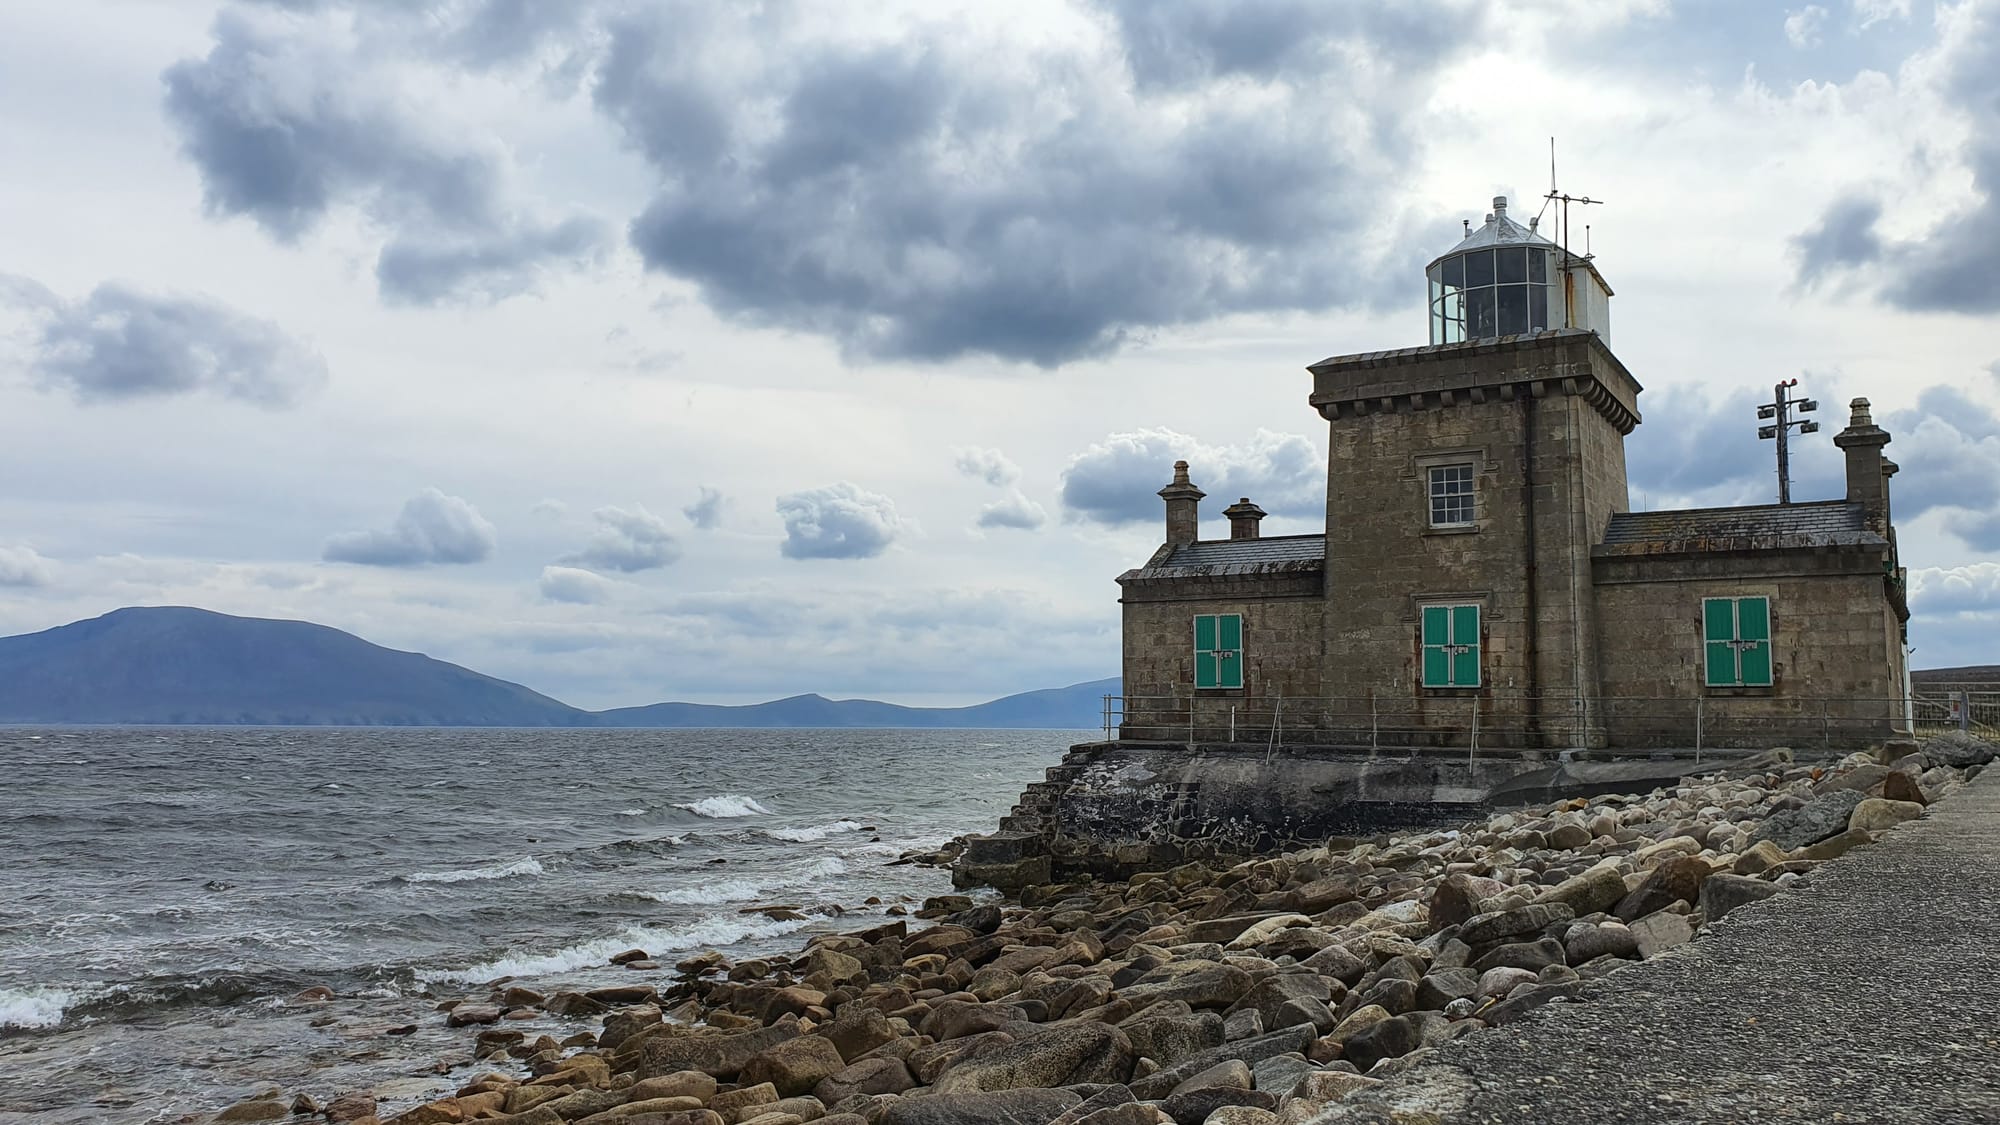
[1314,767,2000,1124]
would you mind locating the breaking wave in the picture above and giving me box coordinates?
[403,858,544,884]
[425,914,814,983]
[674,795,772,818]
[763,819,863,842]
[0,986,74,1030]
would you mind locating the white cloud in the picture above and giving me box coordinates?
[1060,428,1324,526]
[954,447,1020,487]
[1786,5,1829,48]
[0,545,54,588]
[538,565,614,604]
[683,487,725,530]
[977,491,1049,531]
[561,505,680,572]
[1851,0,1910,30]
[776,483,906,560]
[323,489,497,567]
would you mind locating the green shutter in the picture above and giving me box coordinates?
[1453,605,1481,686]
[1702,597,1774,687]
[1217,614,1243,688]
[1421,606,1449,687]
[1195,651,1219,690]
[1737,598,1772,686]
[1194,615,1217,652]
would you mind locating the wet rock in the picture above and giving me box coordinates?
[383,1099,463,1125]
[447,1004,504,1027]
[631,1072,721,1102]
[544,991,612,1018]
[324,1093,378,1124]
[601,1005,665,1051]
[881,1089,1084,1125]
[1698,873,1782,921]
[612,948,652,965]
[212,1100,291,1123]
[1627,911,1694,958]
[1848,798,1924,833]
[933,1022,1136,1093]
[1748,790,1865,851]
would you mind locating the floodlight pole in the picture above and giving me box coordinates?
[1757,378,1820,505]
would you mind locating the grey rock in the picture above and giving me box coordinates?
[1339,1015,1424,1072]
[1697,873,1782,922]
[1121,1011,1224,1070]
[1562,921,1638,963]
[1748,790,1867,851]
[1413,968,1480,1011]
[1158,1086,1275,1125]
[1628,910,1695,958]
[1457,903,1575,949]
[1469,937,1566,975]
[934,1023,1136,1094]
[1128,1026,1316,1100]
[882,1089,1084,1125]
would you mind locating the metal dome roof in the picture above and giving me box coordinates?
[1427,196,1554,269]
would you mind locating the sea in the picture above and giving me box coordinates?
[0,727,1081,1124]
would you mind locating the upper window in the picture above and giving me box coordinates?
[1428,247,1555,344]
[1428,464,1476,527]
[1193,613,1243,690]
[1703,597,1773,687]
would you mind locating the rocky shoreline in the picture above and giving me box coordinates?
[205,732,1996,1125]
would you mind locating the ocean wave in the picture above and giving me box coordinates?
[801,857,847,878]
[763,819,863,842]
[674,795,772,819]
[424,914,813,984]
[0,986,74,1030]
[639,879,771,906]
[403,857,545,884]
[616,808,647,817]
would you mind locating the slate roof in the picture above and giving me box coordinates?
[1121,534,1326,581]
[1598,500,1888,554]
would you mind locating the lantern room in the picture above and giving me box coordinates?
[1426,195,1613,345]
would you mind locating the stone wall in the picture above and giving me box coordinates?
[1119,566,1322,740]
[1591,544,1906,748]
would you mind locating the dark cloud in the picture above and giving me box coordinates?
[1882,387,2000,527]
[776,483,905,560]
[323,488,497,566]
[538,565,613,605]
[1060,428,1323,526]
[683,487,725,530]
[596,3,1486,367]
[561,505,681,573]
[978,492,1049,531]
[0,546,54,588]
[162,8,604,303]
[3,275,325,407]
[1792,6,2000,311]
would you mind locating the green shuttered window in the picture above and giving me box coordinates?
[1703,597,1773,687]
[1420,604,1481,688]
[1193,613,1244,690]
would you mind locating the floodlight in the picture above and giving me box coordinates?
[1801,421,1820,433]
[1757,405,1777,419]
[1758,425,1777,439]
[1799,399,1818,412]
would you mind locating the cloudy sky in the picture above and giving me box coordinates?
[1,0,1996,708]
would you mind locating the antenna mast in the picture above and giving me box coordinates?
[1757,379,1821,504]
[1544,137,1603,330]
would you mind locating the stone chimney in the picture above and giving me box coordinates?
[1158,460,1205,547]
[1833,397,1893,534]
[1222,497,1267,540]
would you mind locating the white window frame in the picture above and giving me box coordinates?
[1427,463,1477,528]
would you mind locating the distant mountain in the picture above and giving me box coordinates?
[593,678,1120,729]
[0,607,588,726]
[0,606,1116,728]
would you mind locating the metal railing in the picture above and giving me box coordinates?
[1096,687,1996,755]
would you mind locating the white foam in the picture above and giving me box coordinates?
[764,819,863,842]
[801,857,848,878]
[641,879,771,905]
[0,986,75,1030]
[426,914,811,984]
[617,808,647,817]
[406,857,545,884]
[674,795,772,818]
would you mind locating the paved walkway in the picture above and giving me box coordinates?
[1315,766,2000,1124]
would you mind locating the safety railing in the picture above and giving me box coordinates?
[1096,689,1976,756]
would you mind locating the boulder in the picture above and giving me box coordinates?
[1698,873,1781,922]
[1201,1109,1277,1125]
[212,1101,291,1124]
[1732,840,1791,876]
[1919,731,1997,768]
[1070,1105,1170,1125]
[1339,1015,1423,1073]
[1881,771,1928,806]
[932,1022,1136,1093]
[1127,1026,1316,1101]
[638,1025,802,1080]
[883,1090,1085,1125]
[1160,1087,1276,1125]
[1848,798,1924,833]
[631,1073,721,1103]
[1799,829,1875,861]
[822,1009,901,1063]
[1478,980,1587,1027]
[1562,922,1637,964]
[1473,966,1536,1001]
[1299,946,1368,986]
[1223,974,1332,1033]
[447,1004,504,1027]
[1121,1011,1225,1070]
[1469,938,1566,975]
[601,1005,665,1051]
[813,1058,917,1104]
[710,1084,781,1121]
[1747,790,1866,851]
[1535,864,1626,918]
[1613,856,1708,922]
[1457,903,1574,949]
[1119,964,1253,1010]
[1221,1009,1263,1042]
[1425,873,1486,932]
[1168,1058,1253,1097]
[744,1036,853,1098]
[1814,764,1892,795]
[1627,911,1693,959]
[1413,968,1480,1011]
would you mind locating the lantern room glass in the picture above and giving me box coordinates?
[1428,246,1557,344]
